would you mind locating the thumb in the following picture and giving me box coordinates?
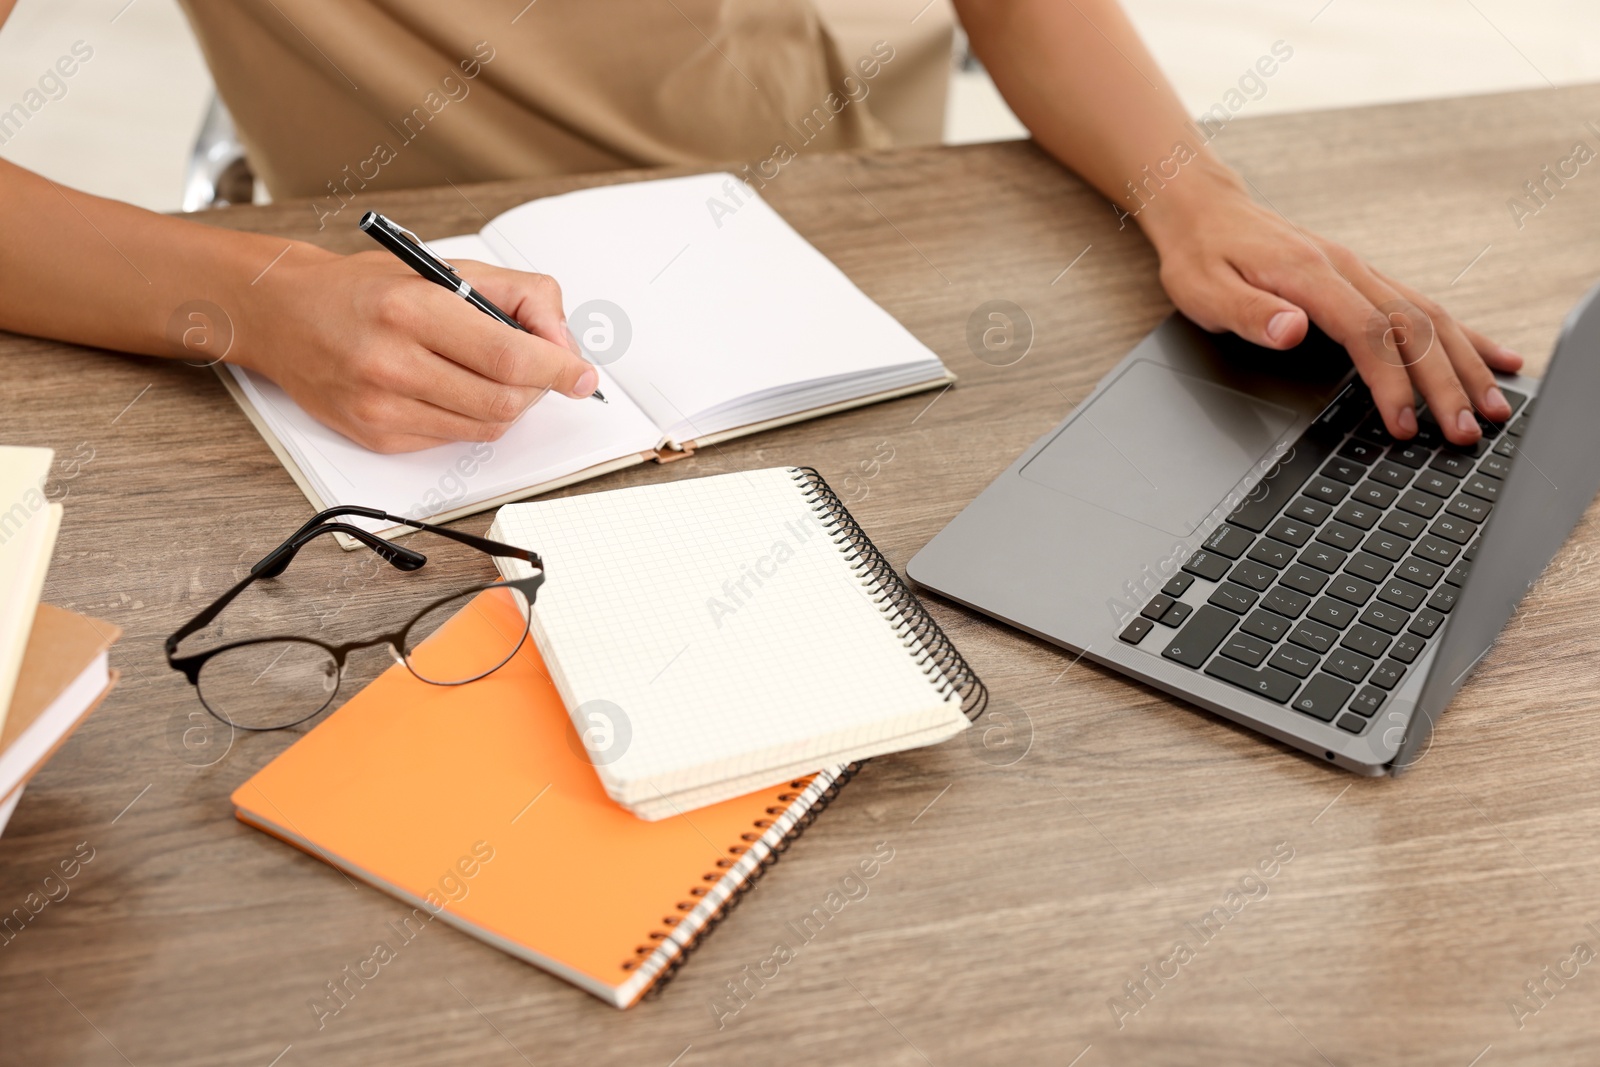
[1173,267,1308,350]
[549,350,599,399]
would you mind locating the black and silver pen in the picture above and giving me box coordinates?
[358,211,606,403]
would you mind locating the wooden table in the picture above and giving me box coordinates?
[7,84,1600,1067]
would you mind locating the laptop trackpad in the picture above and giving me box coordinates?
[1019,359,1295,536]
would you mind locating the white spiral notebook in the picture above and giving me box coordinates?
[489,466,985,819]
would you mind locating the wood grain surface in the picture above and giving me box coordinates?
[6,84,1600,1067]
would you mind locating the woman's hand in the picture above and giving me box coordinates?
[1137,163,1523,445]
[234,249,599,453]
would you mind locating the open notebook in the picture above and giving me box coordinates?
[489,467,985,819]
[220,172,953,539]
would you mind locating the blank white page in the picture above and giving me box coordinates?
[477,174,944,441]
[491,467,967,811]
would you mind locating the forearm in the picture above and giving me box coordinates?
[953,0,1240,245]
[0,158,332,363]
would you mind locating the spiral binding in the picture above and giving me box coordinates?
[791,466,988,720]
[637,762,864,998]
[632,467,987,996]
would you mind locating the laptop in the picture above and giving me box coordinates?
[908,282,1600,774]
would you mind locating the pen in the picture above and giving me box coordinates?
[358,211,607,403]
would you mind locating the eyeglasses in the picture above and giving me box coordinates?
[165,506,544,731]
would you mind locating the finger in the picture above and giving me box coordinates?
[1236,244,1420,438]
[1459,322,1524,373]
[395,283,598,398]
[455,260,583,357]
[1377,273,1512,431]
[1161,258,1309,349]
[390,344,549,425]
[337,390,514,453]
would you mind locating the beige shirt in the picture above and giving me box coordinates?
[178,0,953,205]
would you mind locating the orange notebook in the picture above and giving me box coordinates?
[232,590,853,1008]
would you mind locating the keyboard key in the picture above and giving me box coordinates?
[1203,524,1255,560]
[1501,387,1528,413]
[1369,659,1406,690]
[1302,476,1349,506]
[1269,644,1320,678]
[1341,624,1392,658]
[1320,457,1365,485]
[1350,686,1386,716]
[1281,564,1329,596]
[1220,632,1273,667]
[1339,438,1384,463]
[1413,470,1459,497]
[1334,500,1382,530]
[1336,712,1369,734]
[1298,543,1347,574]
[1492,436,1518,459]
[1161,573,1195,597]
[1369,460,1413,489]
[1344,552,1393,583]
[1141,594,1175,621]
[1472,412,1503,439]
[1142,594,1175,620]
[1379,510,1427,540]
[1390,633,1425,663]
[1463,540,1479,561]
[1409,607,1446,638]
[1478,452,1512,480]
[1462,473,1502,503]
[1396,489,1443,519]
[1426,586,1457,613]
[1228,559,1278,592]
[1429,451,1474,478]
[1328,574,1377,606]
[1161,605,1238,668]
[1377,578,1427,611]
[1266,516,1314,548]
[1506,415,1529,437]
[1240,609,1290,643]
[1359,601,1410,635]
[1444,560,1471,586]
[1286,497,1333,525]
[1325,648,1374,683]
[1262,585,1311,619]
[1160,601,1194,627]
[1362,531,1409,562]
[1430,515,1476,545]
[1411,415,1443,447]
[1414,535,1459,566]
[1247,538,1296,570]
[1446,495,1491,524]
[1183,549,1231,582]
[1394,556,1443,587]
[1204,656,1301,704]
[1120,617,1154,644]
[1350,481,1399,509]
[1292,673,1355,721]
[1316,521,1363,552]
[1307,597,1357,629]
[1355,414,1391,443]
[1228,433,1339,531]
[1289,619,1339,654]
[1387,442,1430,469]
[1209,582,1258,614]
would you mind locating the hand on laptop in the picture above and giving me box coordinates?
[1138,166,1523,446]
[240,251,599,453]
[957,0,1523,447]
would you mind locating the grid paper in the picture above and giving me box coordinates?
[492,468,967,808]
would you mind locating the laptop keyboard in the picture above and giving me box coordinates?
[1118,382,1530,736]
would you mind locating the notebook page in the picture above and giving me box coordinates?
[223,360,659,534]
[491,467,966,806]
[475,174,945,440]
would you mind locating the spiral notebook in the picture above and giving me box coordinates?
[232,588,857,1008]
[489,467,986,820]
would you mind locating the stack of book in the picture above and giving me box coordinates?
[0,447,120,836]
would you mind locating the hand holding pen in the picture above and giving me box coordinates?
[360,211,606,404]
